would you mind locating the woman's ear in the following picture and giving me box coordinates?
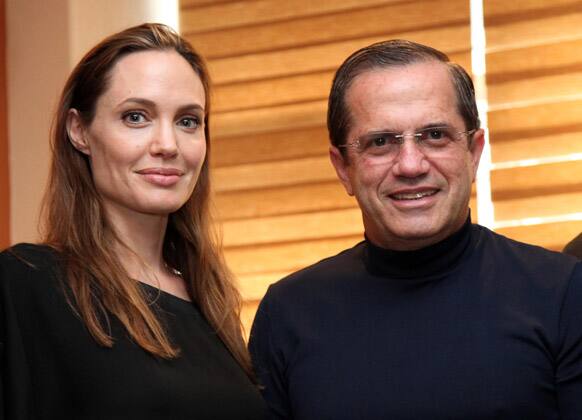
[66,109,91,155]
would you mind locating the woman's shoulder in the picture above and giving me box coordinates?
[0,243,62,279]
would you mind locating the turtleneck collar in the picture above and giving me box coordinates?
[363,216,475,280]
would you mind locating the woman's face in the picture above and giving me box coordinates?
[68,50,207,220]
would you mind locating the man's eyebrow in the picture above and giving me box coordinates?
[418,122,451,130]
[365,122,452,134]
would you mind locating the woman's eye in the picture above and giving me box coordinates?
[178,117,200,129]
[123,112,147,125]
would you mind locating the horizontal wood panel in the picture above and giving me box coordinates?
[181,0,239,7]
[224,235,363,275]
[223,208,363,247]
[238,271,291,301]
[206,31,470,85]
[484,1,582,249]
[496,220,582,251]
[188,0,469,59]
[486,12,582,52]
[491,131,582,163]
[241,299,259,340]
[213,155,335,192]
[215,181,355,221]
[486,38,582,84]
[491,160,582,200]
[211,126,329,167]
[495,191,582,222]
[213,71,333,113]
[488,71,582,108]
[484,0,582,19]
[212,100,327,140]
[488,99,582,140]
[181,0,399,34]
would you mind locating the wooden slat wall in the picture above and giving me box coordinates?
[180,0,472,332]
[485,0,582,250]
[0,0,9,249]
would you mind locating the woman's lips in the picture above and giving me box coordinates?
[136,168,183,187]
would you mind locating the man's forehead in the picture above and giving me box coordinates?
[344,61,460,127]
[348,61,452,96]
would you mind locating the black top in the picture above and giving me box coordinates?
[0,243,266,420]
[250,220,582,419]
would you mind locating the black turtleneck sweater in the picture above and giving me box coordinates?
[249,220,582,419]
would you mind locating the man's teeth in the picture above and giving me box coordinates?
[392,190,436,200]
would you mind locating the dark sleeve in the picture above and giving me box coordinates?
[0,251,33,420]
[556,261,582,419]
[249,288,292,420]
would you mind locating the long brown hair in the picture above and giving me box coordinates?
[41,23,251,376]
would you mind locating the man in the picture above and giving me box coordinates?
[249,40,582,419]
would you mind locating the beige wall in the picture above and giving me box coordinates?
[0,0,8,249]
[6,0,69,244]
[6,0,177,244]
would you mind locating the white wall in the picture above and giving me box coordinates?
[6,0,178,244]
[68,0,179,67]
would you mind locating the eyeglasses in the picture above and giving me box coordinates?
[338,126,476,162]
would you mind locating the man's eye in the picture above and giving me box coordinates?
[420,128,452,144]
[368,133,399,147]
[371,136,387,147]
[427,129,444,140]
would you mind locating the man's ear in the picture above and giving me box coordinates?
[329,146,354,196]
[469,128,485,181]
[66,109,91,155]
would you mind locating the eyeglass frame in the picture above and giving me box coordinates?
[337,126,477,158]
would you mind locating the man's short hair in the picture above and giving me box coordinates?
[327,39,480,150]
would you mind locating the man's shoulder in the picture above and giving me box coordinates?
[475,224,580,272]
[267,240,366,297]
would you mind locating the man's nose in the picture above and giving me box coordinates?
[390,139,430,177]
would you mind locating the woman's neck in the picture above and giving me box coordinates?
[104,204,191,300]
[103,203,168,278]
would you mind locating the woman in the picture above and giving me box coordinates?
[0,23,265,419]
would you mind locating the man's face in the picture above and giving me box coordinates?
[330,61,484,251]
